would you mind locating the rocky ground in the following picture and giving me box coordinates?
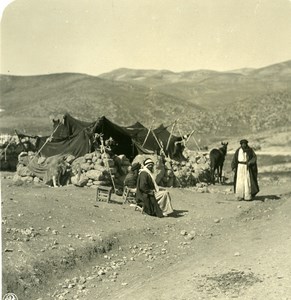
[1,167,291,300]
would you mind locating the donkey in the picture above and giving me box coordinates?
[209,142,228,184]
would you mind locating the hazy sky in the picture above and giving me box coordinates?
[1,0,291,75]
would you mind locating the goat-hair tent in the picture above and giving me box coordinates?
[122,122,186,160]
[35,114,138,159]
[35,114,97,158]
[33,113,185,160]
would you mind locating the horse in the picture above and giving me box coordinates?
[209,142,228,184]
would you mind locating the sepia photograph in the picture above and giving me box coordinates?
[1,0,291,299]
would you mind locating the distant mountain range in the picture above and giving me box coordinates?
[99,60,291,108]
[0,60,290,138]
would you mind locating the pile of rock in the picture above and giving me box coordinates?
[13,148,211,188]
[133,151,211,188]
[172,150,211,187]
[67,151,131,188]
[13,152,38,184]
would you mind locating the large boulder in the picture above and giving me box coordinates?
[71,174,88,187]
[86,170,105,181]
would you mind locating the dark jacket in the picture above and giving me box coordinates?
[231,147,259,196]
[124,171,138,188]
[136,171,163,217]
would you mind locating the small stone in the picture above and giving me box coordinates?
[52,230,59,235]
[180,230,187,236]
[234,252,240,256]
[214,219,220,223]
[79,277,86,284]
[77,284,86,290]
[121,282,128,286]
[4,248,13,252]
[98,270,105,276]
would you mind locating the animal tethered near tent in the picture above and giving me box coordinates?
[209,142,228,185]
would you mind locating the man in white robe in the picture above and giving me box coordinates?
[231,139,259,201]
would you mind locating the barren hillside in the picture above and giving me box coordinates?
[0,60,290,138]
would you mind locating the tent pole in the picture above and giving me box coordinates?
[142,120,154,147]
[24,122,63,171]
[150,128,183,188]
[191,133,201,151]
[150,129,164,155]
[165,119,177,151]
[176,122,187,149]
[29,122,62,162]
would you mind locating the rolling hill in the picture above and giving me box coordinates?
[100,60,291,108]
[0,60,290,139]
[0,73,203,134]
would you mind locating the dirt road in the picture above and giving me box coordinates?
[75,183,291,300]
[2,174,291,300]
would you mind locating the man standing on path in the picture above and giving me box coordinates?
[231,139,259,200]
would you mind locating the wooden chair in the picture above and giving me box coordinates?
[96,186,112,203]
[122,186,137,204]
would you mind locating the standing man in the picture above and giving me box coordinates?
[231,139,259,200]
[136,158,174,217]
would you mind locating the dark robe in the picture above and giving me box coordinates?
[136,171,163,218]
[231,147,259,197]
[124,171,138,188]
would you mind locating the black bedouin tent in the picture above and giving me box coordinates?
[32,113,185,160]
[122,122,186,160]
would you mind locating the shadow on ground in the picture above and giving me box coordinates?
[254,195,281,202]
[170,209,189,218]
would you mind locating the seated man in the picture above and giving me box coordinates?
[124,162,141,188]
[136,158,174,217]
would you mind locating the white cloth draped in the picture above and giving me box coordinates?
[236,148,252,200]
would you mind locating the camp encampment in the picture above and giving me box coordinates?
[1,113,211,189]
[33,113,186,161]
